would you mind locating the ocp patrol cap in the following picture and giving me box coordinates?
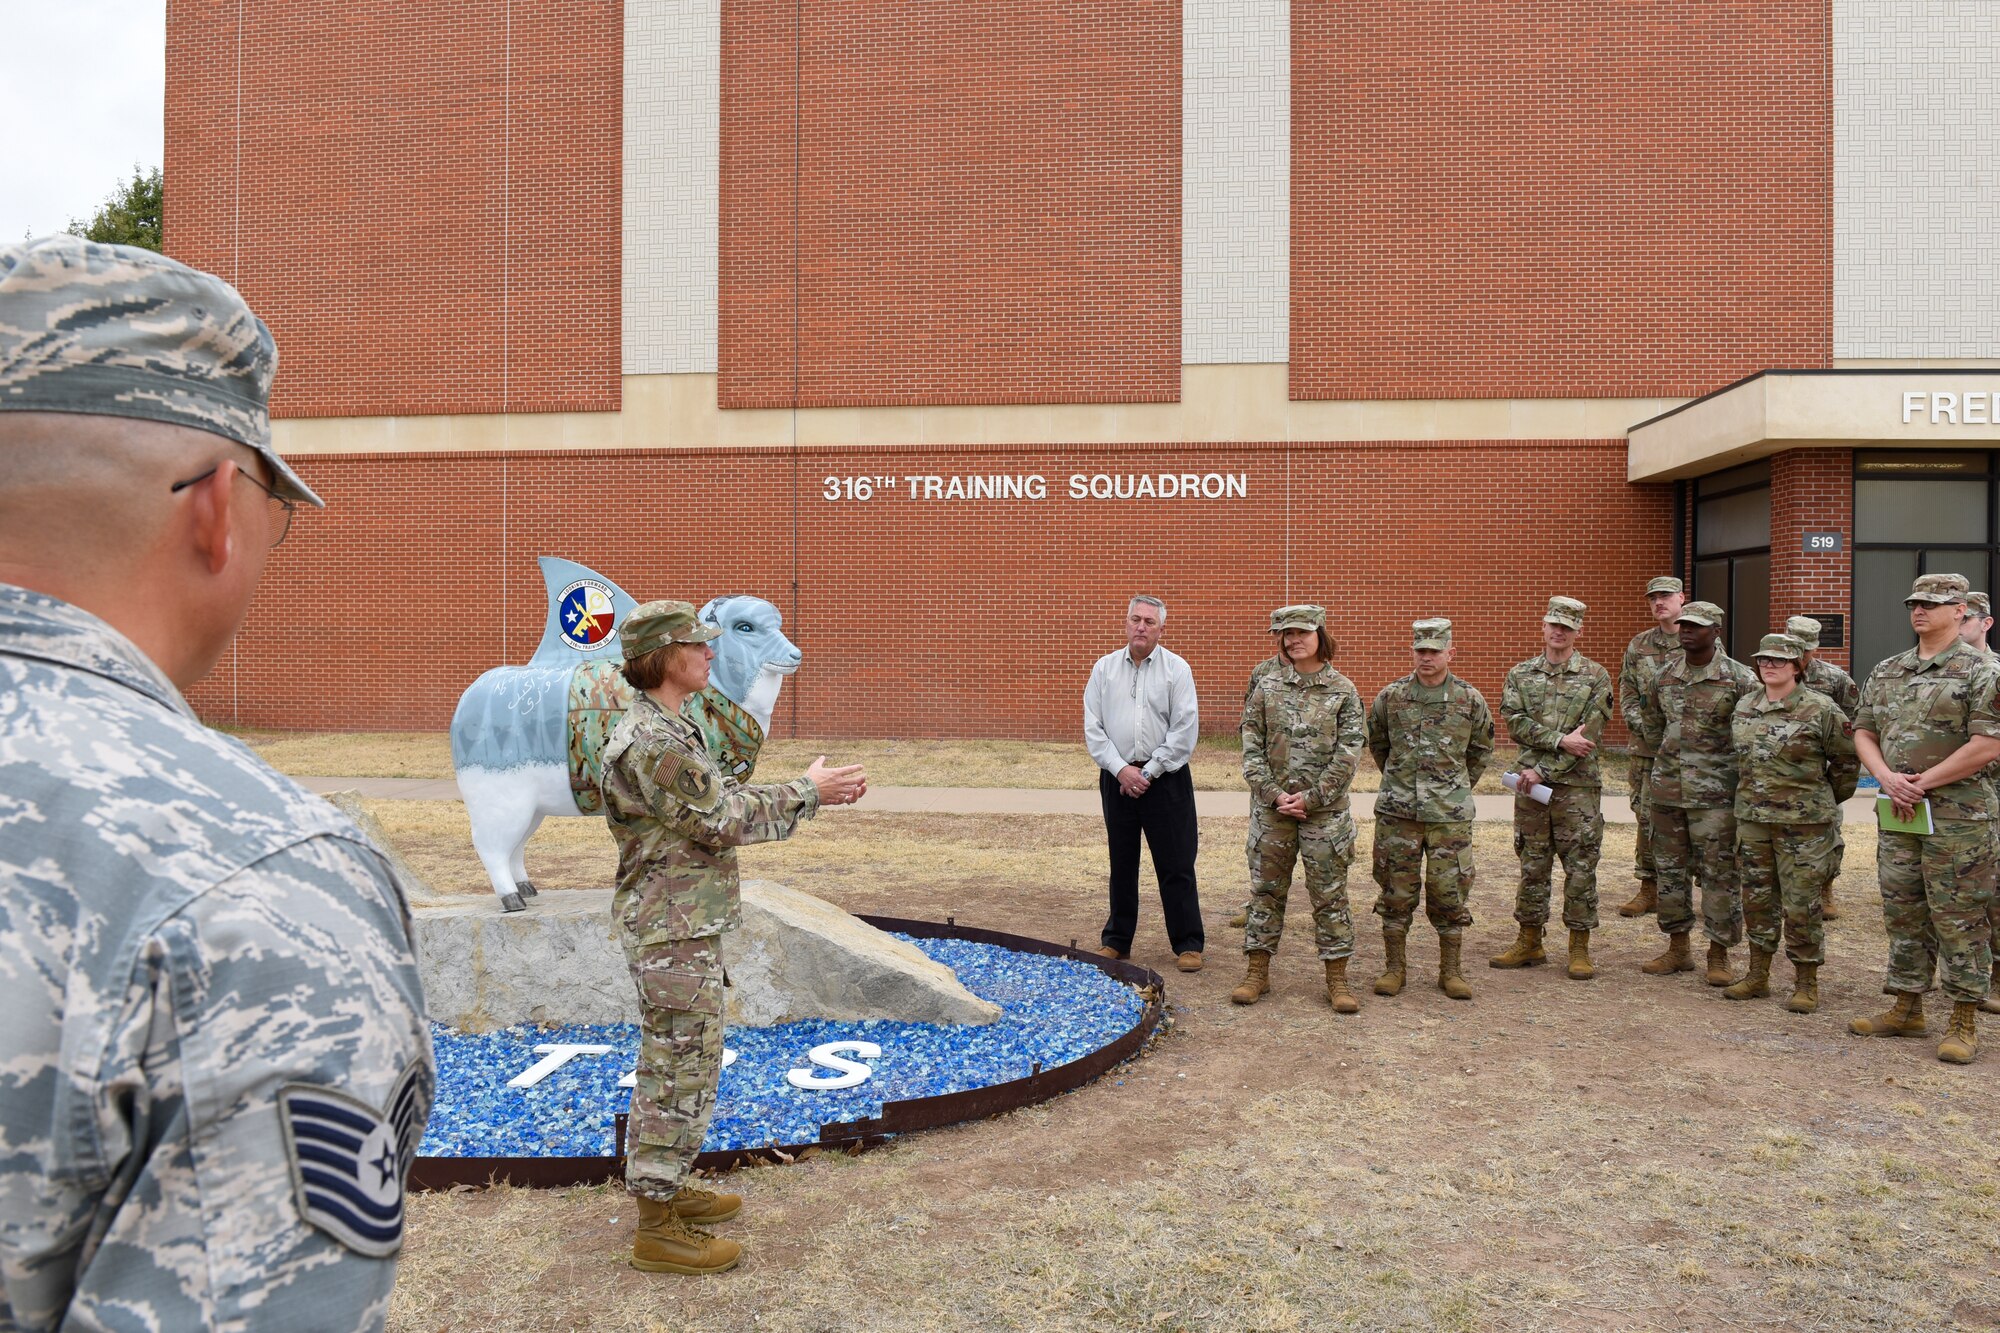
[1268,604,1325,633]
[1543,596,1586,630]
[1674,601,1725,628]
[1412,617,1453,650]
[1645,576,1684,596]
[1783,615,1822,648]
[621,599,722,658]
[0,234,322,505]
[1752,633,1805,662]
[1968,592,1992,619]
[1907,573,1970,605]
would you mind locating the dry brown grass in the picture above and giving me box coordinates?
[250,728,1629,794]
[387,815,2000,1331]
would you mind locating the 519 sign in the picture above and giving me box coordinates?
[1802,532,1844,553]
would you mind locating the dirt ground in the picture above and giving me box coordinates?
[387,812,2000,1332]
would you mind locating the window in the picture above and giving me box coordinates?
[1691,463,1771,660]
[1851,451,1999,681]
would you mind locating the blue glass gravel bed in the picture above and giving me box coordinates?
[417,935,1146,1158]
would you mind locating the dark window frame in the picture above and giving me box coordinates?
[1850,450,2000,680]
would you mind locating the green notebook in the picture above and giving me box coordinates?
[1875,795,1935,836]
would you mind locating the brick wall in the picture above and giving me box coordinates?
[1769,448,1854,670]
[163,0,621,418]
[186,441,1672,743]
[1291,0,1832,400]
[717,0,1181,408]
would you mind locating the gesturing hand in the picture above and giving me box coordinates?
[807,756,868,806]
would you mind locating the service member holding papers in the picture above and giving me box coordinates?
[1848,574,2000,1064]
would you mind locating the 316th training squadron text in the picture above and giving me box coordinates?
[822,472,1250,502]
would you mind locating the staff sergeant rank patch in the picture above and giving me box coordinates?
[278,1061,429,1256]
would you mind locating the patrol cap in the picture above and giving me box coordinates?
[1752,633,1805,662]
[0,234,322,506]
[1645,576,1684,596]
[1906,573,1970,606]
[1783,615,1821,648]
[1412,617,1453,651]
[1968,592,1993,620]
[1268,604,1325,633]
[620,599,722,659]
[1674,601,1725,628]
[1543,596,1586,630]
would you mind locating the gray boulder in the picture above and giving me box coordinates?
[412,880,1000,1032]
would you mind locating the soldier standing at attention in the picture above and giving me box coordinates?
[1636,602,1759,984]
[1961,594,2000,1015]
[1234,605,1367,1011]
[1786,615,1860,921]
[1491,597,1614,981]
[1618,576,1687,917]
[1229,636,1297,932]
[0,237,433,1330]
[1848,574,2000,1064]
[600,602,866,1273]
[1726,634,1859,1013]
[1368,618,1495,1001]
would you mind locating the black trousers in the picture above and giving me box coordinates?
[1099,765,1204,954]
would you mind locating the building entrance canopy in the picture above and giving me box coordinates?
[1628,370,2000,483]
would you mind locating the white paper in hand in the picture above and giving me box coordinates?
[1502,771,1554,805]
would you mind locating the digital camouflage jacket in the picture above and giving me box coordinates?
[1367,674,1494,823]
[1854,639,2000,822]
[600,692,819,944]
[1641,651,1759,810]
[1501,652,1614,787]
[1731,685,1861,824]
[1241,660,1366,812]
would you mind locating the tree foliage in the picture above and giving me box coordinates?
[68,165,163,252]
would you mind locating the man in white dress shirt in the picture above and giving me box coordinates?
[1083,594,1205,972]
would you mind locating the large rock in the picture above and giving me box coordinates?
[412,880,1001,1032]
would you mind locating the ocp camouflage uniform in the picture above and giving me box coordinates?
[1621,624,1680,885]
[0,585,434,1332]
[600,692,819,1200]
[1640,650,1759,945]
[1501,651,1613,930]
[1732,686,1859,964]
[1800,653,1861,880]
[1241,660,1366,959]
[1369,675,1495,934]
[1854,638,2000,1003]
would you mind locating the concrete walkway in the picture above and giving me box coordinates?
[296,775,1883,825]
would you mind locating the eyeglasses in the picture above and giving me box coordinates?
[169,464,297,547]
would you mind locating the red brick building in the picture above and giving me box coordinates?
[162,0,2000,737]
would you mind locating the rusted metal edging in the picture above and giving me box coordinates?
[409,917,1164,1190]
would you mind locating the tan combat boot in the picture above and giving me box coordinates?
[1566,929,1595,981]
[1849,991,1926,1037]
[1228,909,1248,929]
[1938,1002,1979,1065]
[1489,924,1546,969]
[632,1195,743,1275]
[1704,942,1732,987]
[1786,962,1819,1014]
[1324,958,1360,1014]
[1820,883,1841,922]
[1438,935,1472,1001]
[1640,931,1693,975]
[671,1183,742,1225]
[1375,929,1408,996]
[1618,880,1658,917]
[1230,950,1271,1005]
[1723,947,1772,1001]
[1981,966,2000,1016]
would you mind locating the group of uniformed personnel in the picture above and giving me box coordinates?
[1225,575,2000,1070]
